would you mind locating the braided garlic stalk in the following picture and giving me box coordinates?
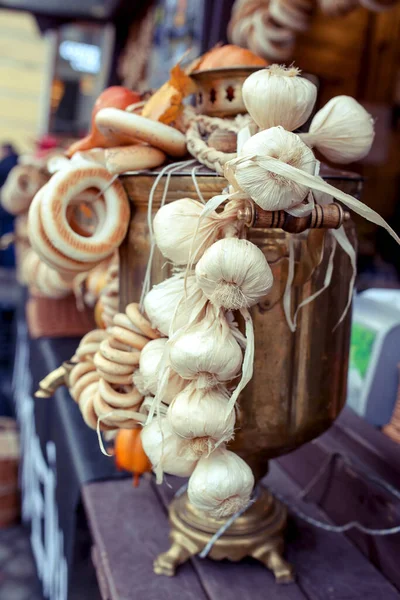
[185,113,255,175]
[69,304,160,431]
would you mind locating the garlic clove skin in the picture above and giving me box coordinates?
[167,384,236,456]
[226,126,316,211]
[153,198,220,265]
[195,237,273,310]
[141,418,198,477]
[139,395,168,417]
[242,65,317,131]
[144,273,206,337]
[161,368,188,405]
[133,337,187,403]
[168,307,243,386]
[188,448,255,518]
[300,95,374,164]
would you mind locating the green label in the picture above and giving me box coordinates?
[350,323,377,380]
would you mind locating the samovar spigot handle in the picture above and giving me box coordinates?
[34,361,75,398]
[237,199,350,232]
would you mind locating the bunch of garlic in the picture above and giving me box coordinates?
[143,272,206,336]
[168,304,243,388]
[242,65,317,132]
[188,448,255,519]
[196,237,274,310]
[133,337,187,403]
[140,192,275,517]
[225,126,317,212]
[299,95,375,164]
[167,383,236,456]
[141,418,198,479]
[153,197,244,265]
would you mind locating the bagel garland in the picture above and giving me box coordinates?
[68,304,161,431]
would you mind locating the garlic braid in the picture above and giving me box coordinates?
[28,165,130,277]
[185,114,255,175]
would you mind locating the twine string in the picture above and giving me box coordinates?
[172,450,400,562]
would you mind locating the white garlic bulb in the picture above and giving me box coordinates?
[195,238,273,310]
[134,338,167,395]
[299,95,374,164]
[141,418,197,477]
[169,306,243,389]
[242,65,317,131]
[188,448,255,518]
[167,384,235,456]
[144,272,206,336]
[225,126,316,211]
[133,337,187,403]
[153,198,241,265]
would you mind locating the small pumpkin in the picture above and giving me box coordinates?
[114,428,152,486]
[66,86,141,157]
[196,44,268,71]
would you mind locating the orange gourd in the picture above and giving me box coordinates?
[66,86,141,157]
[196,44,268,70]
[114,428,152,486]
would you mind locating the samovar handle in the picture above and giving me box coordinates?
[238,200,350,232]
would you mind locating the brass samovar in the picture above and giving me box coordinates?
[117,65,360,581]
[119,164,359,582]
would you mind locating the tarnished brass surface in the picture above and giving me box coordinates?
[120,166,359,576]
[230,225,355,480]
[191,67,263,117]
[119,172,226,309]
[154,489,294,583]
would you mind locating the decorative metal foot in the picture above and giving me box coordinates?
[154,534,199,576]
[155,487,295,581]
[253,545,294,584]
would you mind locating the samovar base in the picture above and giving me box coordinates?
[154,488,294,583]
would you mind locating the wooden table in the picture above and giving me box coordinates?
[82,408,400,600]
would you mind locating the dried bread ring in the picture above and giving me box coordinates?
[98,378,143,409]
[95,108,187,157]
[28,166,130,272]
[29,188,93,273]
[104,144,166,174]
[125,303,160,339]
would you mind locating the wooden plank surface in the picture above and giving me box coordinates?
[266,462,400,600]
[277,408,400,591]
[82,478,207,600]
[154,463,400,600]
[82,410,400,599]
